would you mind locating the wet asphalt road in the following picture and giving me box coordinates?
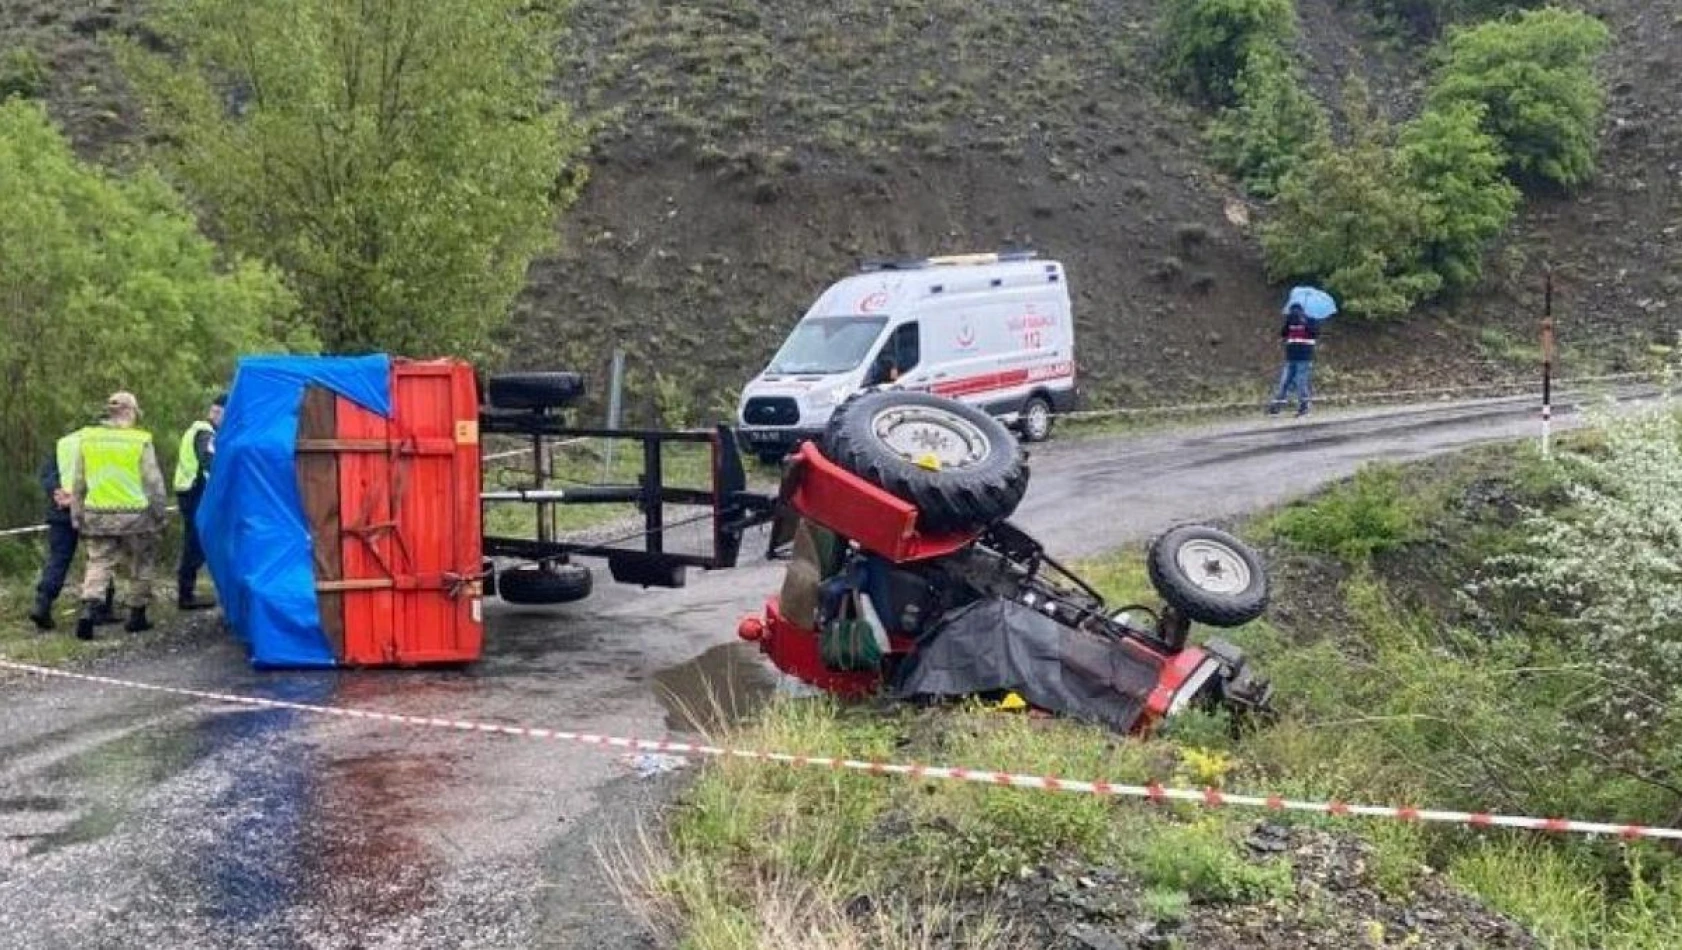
[0,391,1641,949]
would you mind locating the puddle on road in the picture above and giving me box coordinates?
[651,642,776,734]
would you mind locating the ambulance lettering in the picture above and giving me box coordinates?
[1007,308,1056,350]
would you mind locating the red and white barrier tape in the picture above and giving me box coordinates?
[3,658,1678,842]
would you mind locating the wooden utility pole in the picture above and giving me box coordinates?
[1541,270,1556,459]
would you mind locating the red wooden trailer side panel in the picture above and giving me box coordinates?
[334,360,483,666]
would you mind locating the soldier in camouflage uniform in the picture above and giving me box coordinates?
[71,392,168,640]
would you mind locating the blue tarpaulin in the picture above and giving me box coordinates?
[197,355,393,668]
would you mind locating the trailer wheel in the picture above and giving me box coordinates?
[822,390,1028,533]
[1147,525,1268,628]
[486,372,585,411]
[498,563,594,605]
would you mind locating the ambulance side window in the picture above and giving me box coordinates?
[870,322,921,384]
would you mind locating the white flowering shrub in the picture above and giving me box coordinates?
[1496,407,1682,782]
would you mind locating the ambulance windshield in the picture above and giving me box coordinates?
[765,316,888,375]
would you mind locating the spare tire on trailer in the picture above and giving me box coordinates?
[821,390,1028,534]
[486,372,586,411]
[497,563,594,605]
[1146,524,1269,628]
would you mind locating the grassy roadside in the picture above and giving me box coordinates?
[628,419,1682,948]
[482,436,721,538]
[0,527,194,667]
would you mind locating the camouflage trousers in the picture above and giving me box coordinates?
[80,533,159,608]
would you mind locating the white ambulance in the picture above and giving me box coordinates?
[737,251,1079,463]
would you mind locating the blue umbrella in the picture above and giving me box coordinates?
[1283,286,1338,322]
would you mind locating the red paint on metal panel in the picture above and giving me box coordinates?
[335,360,483,666]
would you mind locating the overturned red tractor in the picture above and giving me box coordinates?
[740,390,1273,735]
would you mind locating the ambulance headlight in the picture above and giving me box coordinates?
[807,384,849,408]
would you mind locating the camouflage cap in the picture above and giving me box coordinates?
[105,391,141,418]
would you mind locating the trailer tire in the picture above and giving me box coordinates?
[822,390,1028,534]
[498,563,593,605]
[486,372,585,411]
[1147,525,1268,628]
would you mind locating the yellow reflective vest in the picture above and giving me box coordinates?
[55,427,91,493]
[174,420,214,492]
[79,426,154,511]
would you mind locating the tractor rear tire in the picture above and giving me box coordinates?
[498,563,594,605]
[486,372,586,411]
[822,390,1028,534]
[1147,524,1268,628]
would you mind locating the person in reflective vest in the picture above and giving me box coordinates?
[1267,303,1319,417]
[27,422,116,631]
[172,393,224,610]
[71,391,168,640]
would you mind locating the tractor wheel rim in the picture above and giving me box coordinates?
[1175,539,1251,596]
[1025,402,1050,439]
[871,405,991,470]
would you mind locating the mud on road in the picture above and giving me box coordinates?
[0,393,1637,949]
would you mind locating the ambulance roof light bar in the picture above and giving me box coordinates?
[859,249,1039,272]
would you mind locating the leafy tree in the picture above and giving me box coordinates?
[1396,101,1519,290]
[118,0,588,359]
[1206,45,1329,198]
[1160,0,1297,108]
[0,99,301,524]
[1426,7,1611,189]
[1261,79,1440,319]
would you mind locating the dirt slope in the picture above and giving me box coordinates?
[513,0,1464,419]
[3,0,1676,417]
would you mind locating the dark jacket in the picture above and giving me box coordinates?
[39,456,70,524]
[1281,315,1318,362]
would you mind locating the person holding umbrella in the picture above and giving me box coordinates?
[1268,287,1335,417]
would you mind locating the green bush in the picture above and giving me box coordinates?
[1266,464,1423,562]
[0,99,302,525]
[1426,7,1612,189]
[1160,0,1297,107]
[1260,81,1441,319]
[0,47,47,101]
[1206,45,1329,197]
[1396,100,1520,291]
[119,0,589,360]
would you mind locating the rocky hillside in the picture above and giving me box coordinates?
[4,0,1677,417]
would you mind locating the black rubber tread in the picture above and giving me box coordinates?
[821,390,1028,534]
[1018,395,1054,443]
[486,372,586,411]
[497,563,593,605]
[1146,524,1269,628]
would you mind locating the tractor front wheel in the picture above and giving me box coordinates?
[1146,525,1269,628]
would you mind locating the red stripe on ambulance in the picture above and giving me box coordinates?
[930,363,1074,399]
